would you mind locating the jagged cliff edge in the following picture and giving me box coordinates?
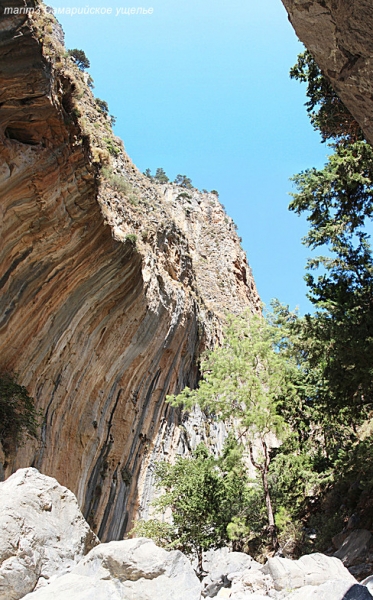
[281,0,373,146]
[0,1,260,540]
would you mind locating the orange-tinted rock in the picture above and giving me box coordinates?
[0,2,260,540]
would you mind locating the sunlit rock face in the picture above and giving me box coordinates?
[0,3,260,540]
[281,0,373,145]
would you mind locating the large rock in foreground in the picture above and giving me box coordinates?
[0,468,98,600]
[1,468,372,600]
[264,553,356,590]
[200,547,260,597]
[219,552,371,599]
[22,538,201,600]
[285,580,373,600]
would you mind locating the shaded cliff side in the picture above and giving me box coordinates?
[281,0,373,145]
[0,2,260,540]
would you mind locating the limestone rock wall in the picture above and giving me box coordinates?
[0,2,260,540]
[281,0,373,145]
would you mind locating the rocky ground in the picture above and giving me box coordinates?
[1,468,373,600]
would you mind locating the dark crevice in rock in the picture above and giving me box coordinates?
[0,247,33,292]
[5,126,41,145]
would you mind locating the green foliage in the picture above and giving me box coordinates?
[71,107,81,119]
[125,234,137,246]
[274,508,304,558]
[169,311,292,438]
[101,167,131,195]
[174,174,193,189]
[143,168,169,183]
[288,53,373,426]
[95,98,109,115]
[168,311,299,550]
[67,48,90,71]
[103,137,120,157]
[289,141,373,422]
[132,440,251,571]
[0,373,39,452]
[154,168,169,184]
[176,192,192,200]
[270,49,373,554]
[290,142,373,247]
[131,519,175,548]
[128,194,139,206]
[290,50,363,144]
[211,190,219,197]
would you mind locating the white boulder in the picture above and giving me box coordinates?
[286,580,373,600]
[22,537,202,600]
[0,467,98,600]
[201,547,260,597]
[263,552,356,591]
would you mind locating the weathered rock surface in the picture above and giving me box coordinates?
[263,553,356,591]
[215,552,366,599]
[362,574,373,596]
[280,0,373,145]
[0,1,260,541]
[334,529,373,567]
[0,467,98,600]
[22,538,201,600]
[200,547,261,597]
[285,581,373,600]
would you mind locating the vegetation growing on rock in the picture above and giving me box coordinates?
[174,174,193,189]
[290,50,363,144]
[137,49,373,562]
[67,48,90,71]
[132,438,251,574]
[0,374,39,453]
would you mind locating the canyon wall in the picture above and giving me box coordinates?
[281,0,373,145]
[0,2,260,540]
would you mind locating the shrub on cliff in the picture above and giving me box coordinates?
[101,167,131,194]
[95,98,109,115]
[0,373,39,452]
[154,168,169,183]
[174,174,193,189]
[67,48,90,71]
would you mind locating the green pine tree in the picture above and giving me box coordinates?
[132,440,250,573]
[168,311,297,550]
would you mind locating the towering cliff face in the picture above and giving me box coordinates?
[0,2,260,540]
[281,0,373,145]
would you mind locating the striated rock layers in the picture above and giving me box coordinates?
[281,0,373,145]
[0,2,260,540]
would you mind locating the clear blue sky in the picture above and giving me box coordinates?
[50,0,329,313]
